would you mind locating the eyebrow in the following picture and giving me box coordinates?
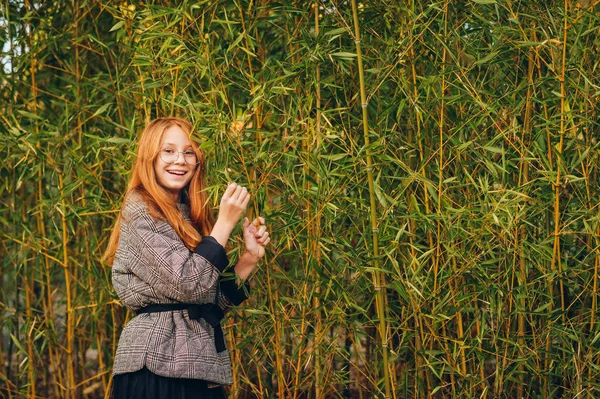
[162,142,193,148]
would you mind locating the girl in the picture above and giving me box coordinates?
[104,117,269,398]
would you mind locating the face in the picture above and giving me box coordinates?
[154,125,196,201]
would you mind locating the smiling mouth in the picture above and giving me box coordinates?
[167,170,187,176]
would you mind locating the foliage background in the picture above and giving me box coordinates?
[1,0,599,398]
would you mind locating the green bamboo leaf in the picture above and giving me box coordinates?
[9,333,26,353]
[474,51,498,65]
[516,40,550,47]
[109,21,124,32]
[227,32,245,52]
[106,137,131,144]
[331,52,357,59]
[93,103,111,117]
[244,308,271,316]
[320,153,347,161]
[570,147,591,168]
[17,110,43,120]
[483,146,504,154]
[323,27,348,36]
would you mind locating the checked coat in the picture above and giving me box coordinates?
[111,191,249,385]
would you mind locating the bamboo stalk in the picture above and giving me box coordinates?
[0,223,6,399]
[527,23,555,399]
[95,319,108,395]
[72,4,92,395]
[407,2,426,394]
[311,3,323,398]
[298,6,320,394]
[475,299,485,393]
[237,4,286,396]
[590,248,600,399]
[291,6,308,395]
[24,249,36,399]
[515,40,536,399]
[25,1,38,395]
[227,319,238,395]
[58,173,76,399]
[437,5,469,395]
[434,1,449,296]
[12,242,19,396]
[350,1,392,397]
[37,162,61,399]
[545,2,569,396]
[555,0,569,321]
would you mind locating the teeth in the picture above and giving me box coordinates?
[168,171,186,175]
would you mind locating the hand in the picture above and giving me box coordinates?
[243,216,270,259]
[216,183,250,229]
[234,217,270,281]
[210,183,250,247]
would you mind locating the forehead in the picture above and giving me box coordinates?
[161,125,193,147]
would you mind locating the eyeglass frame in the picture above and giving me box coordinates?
[158,148,200,165]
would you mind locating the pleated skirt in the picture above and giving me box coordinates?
[111,367,227,399]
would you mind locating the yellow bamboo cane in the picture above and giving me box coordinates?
[350,1,392,397]
[25,1,37,394]
[311,3,323,398]
[545,2,569,396]
[407,1,426,393]
[290,7,309,398]
[237,3,286,396]
[58,173,76,399]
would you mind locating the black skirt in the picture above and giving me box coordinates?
[111,367,227,399]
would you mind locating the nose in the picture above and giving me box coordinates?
[173,152,185,164]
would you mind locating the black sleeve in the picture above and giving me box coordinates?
[194,236,229,272]
[219,274,250,306]
[196,236,250,306]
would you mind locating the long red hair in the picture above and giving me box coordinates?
[103,117,215,265]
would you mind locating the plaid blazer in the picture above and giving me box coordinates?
[111,192,249,385]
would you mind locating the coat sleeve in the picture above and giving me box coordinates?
[217,273,250,314]
[121,201,227,303]
[195,236,250,313]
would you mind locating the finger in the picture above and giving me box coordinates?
[236,186,249,202]
[232,184,244,200]
[255,225,267,237]
[239,187,250,203]
[243,217,250,228]
[257,232,269,244]
[223,182,237,199]
[241,191,251,208]
[248,223,257,234]
[258,216,265,225]
[261,236,271,247]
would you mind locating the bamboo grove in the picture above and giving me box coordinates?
[1,0,599,398]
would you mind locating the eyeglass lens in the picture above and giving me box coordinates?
[160,149,198,164]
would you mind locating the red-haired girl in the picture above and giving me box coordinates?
[104,117,269,398]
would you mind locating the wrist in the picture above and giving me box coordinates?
[210,219,235,247]
[214,217,236,232]
[240,251,260,267]
[235,252,259,281]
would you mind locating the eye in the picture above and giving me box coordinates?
[184,151,194,156]
[162,148,175,154]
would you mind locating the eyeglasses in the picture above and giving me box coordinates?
[159,148,199,165]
